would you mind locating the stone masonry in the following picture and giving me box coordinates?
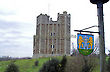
[33,11,71,58]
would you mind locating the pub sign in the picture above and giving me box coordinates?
[77,34,94,56]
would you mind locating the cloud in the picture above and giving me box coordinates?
[0,19,34,57]
[0,20,19,29]
[0,11,15,16]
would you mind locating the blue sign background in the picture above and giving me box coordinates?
[77,34,94,50]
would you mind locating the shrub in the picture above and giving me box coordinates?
[35,60,39,66]
[81,56,97,72]
[81,57,92,72]
[107,56,110,72]
[39,58,60,72]
[65,55,84,72]
[65,55,97,72]
[60,56,67,72]
[5,63,19,72]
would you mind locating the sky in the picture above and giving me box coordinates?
[0,0,110,57]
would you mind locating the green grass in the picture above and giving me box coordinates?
[0,56,62,72]
[0,60,11,72]
[0,56,103,72]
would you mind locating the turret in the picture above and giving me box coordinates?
[37,14,49,24]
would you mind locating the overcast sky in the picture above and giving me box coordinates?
[0,0,110,57]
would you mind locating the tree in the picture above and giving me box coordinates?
[5,63,19,72]
[59,56,67,72]
[34,60,39,66]
[107,50,110,72]
[39,58,60,72]
[65,55,97,72]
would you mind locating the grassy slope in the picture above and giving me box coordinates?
[0,56,62,72]
[0,56,100,72]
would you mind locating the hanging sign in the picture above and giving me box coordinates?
[77,33,94,56]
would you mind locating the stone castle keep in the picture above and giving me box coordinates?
[33,11,71,58]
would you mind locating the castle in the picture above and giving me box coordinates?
[33,11,71,58]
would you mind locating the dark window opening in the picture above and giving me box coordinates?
[51,45,54,48]
[50,33,52,36]
[52,51,53,54]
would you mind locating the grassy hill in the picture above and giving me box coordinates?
[0,56,62,72]
[0,56,99,72]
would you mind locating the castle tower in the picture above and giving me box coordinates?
[33,11,71,58]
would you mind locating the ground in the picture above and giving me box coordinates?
[0,56,100,72]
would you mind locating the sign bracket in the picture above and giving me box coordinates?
[74,25,99,34]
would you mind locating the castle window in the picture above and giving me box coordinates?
[50,33,52,36]
[54,33,55,36]
[52,52,53,54]
[51,45,54,48]
[50,33,55,36]
[33,36,36,46]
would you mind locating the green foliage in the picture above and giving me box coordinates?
[0,56,100,72]
[0,57,63,72]
[81,57,92,72]
[81,56,97,72]
[65,55,97,72]
[65,56,84,72]
[34,60,39,66]
[82,64,92,72]
[5,63,19,72]
[39,58,60,72]
[107,57,110,72]
[59,55,67,72]
[107,51,110,72]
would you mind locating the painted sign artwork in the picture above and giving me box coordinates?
[77,34,94,56]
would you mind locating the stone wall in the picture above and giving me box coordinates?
[33,11,71,58]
